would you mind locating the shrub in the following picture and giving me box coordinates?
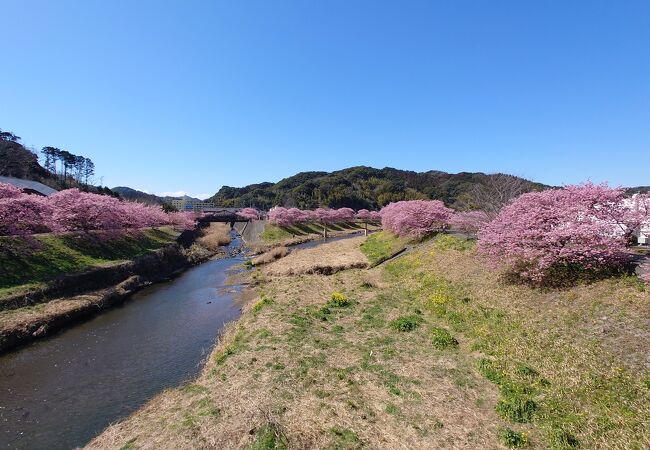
[478,183,646,285]
[431,327,458,349]
[380,200,453,238]
[388,314,423,332]
[499,428,529,448]
[328,292,349,307]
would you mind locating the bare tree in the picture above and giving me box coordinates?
[466,173,533,219]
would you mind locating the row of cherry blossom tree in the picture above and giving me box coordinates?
[265,207,381,226]
[375,183,650,285]
[256,183,650,285]
[0,183,196,236]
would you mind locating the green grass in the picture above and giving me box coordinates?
[327,427,363,449]
[260,223,324,243]
[430,326,458,349]
[499,428,529,448]
[252,296,274,314]
[0,227,178,296]
[260,224,295,243]
[381,234,650,449]
[360,231,408,265]
[388,314,423,332]
[248,423,287,450]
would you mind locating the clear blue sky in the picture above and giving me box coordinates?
[1,0,648,198]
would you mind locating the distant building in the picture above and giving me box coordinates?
[0,176,58,196]
[170,196,216,212]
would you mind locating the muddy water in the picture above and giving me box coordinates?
[0,239,245,450]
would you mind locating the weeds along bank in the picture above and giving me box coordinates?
[87,233,650,449]
[0,223,233,352]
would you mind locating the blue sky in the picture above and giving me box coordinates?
[1,0,648,198]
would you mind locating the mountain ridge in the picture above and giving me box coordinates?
[110,186,202,205]
[205,166,549,210]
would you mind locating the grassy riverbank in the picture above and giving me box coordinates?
[0,228,179,297]
[0,224,237,353]
[360,231,409,265]
[259,221,376,246]
[88,234,650,449]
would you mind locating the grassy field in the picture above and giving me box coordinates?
[0,227,179,297]
[360,231,410,265]
[88,233,650,449]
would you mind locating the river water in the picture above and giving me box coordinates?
[0,238,245,450]
[0,232,363,449]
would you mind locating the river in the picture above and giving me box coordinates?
[0,232,362,449]
[1,237,245,449]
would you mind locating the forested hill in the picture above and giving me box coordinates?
[206,166,548,210]
[0,127,116,196]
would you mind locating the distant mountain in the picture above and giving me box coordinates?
[206,166,549,210]
[626,186,650,195]
[111,186,202,205]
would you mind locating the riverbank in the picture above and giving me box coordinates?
[87,233,650,449]
[0,224,234,353]
[246,220,381,255]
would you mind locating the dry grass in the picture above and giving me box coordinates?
[381,236,650,449]
[86,234,650,450]
[251,247,289,266]
[196,223,232,251]
[263,237,369,276]
[86,237,502,450]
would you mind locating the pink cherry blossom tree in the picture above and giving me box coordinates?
[380,200,453,238]
[237,207,260,220]
[0,193,52,235]
[0,182,23,199]
[477,182,642,284]
[355,209,371,220]
[168,211,198,230]
[449,210,490,236]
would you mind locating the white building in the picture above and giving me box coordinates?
[170,196,215,212]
